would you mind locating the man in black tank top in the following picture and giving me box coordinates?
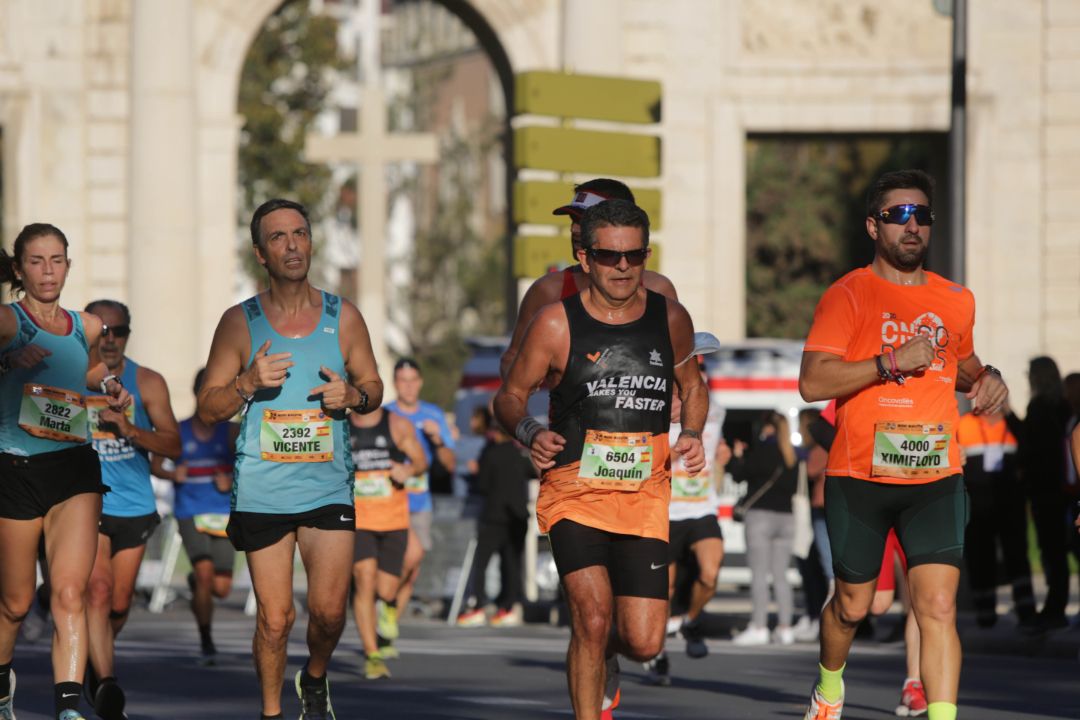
[495,200,710,720]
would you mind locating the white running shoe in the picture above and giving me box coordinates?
[804,683,844,719]
[732,624,770,646]
[792,615,820,642]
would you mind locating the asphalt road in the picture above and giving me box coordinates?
[7,602,1079,720]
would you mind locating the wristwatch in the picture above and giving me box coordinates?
[977,365,1002,381]
[100,374,123,394]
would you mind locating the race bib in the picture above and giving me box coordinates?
[193,513,230,537]
[259,409,333,463]
[19,384,88,443]
[872,421,952,479]
[354,470,393,499]
[86,395,136,440]
[405,472,429,495]
[578,429,654,492]
[672,470,711,501]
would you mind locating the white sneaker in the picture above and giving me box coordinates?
[666,615,683,637]
[793,616,820,642]
[773,626,795,645]
[732,624,770,646]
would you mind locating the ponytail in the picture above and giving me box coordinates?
[0,247,20,293]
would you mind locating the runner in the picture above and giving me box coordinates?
[83,299,182,719]
[500,178,678,378]
[347,405,426,680]
[643,361,727,686]
[384,358,455,654]
[799,169,1008,720]
[0,223,130,720]
[152,367,240,666]
[494,199,708,720]
[196,198,382,720]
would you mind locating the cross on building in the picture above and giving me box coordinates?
[305,0,438,376]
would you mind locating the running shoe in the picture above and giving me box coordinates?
[680,617,708,658]
[58,712,87,720]
[198,638,218,667]
[489,608,521,628]
[602,655,620,712]
[376,602,399,641]
[456,608,486,628]
[93,677,128,720]
[804,683,844,719]
[364,652,391,681]
[642,652,671,687]
[295,669,335,720]
[792,615,819,642]
[0,668,14,720]
[665,615,683,637]
[894,679,927,717]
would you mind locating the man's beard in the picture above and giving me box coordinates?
[883,235,927,272]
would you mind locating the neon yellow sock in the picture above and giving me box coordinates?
[927,701,957,720]
[816,663,845,704]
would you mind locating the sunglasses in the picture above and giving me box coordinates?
[586,248,649,267]
[101,324,131,339]
[876,204,934,226]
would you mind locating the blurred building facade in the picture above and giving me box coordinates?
[0,0,1076,414]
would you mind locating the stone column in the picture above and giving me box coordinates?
[127,1,197,407]
[561,0,623,73]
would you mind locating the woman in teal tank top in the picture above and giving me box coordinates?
[0,223,130,720]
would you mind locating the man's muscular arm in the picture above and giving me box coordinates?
[327,300,383,413]
[500,273,560,380]
[494,303,568,469]
[799,335,935,402]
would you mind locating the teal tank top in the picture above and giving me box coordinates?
[233,291,353,513]
[0,303,91,456]
[91,359,155,517]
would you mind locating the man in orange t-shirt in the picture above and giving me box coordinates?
[797,169,1008,720]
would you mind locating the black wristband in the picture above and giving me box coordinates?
[353,388,369,414]
[874,354,891,382]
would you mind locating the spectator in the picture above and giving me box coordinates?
[455,406,492,497]
[792,408,830,642]
[725,411,798,645]
[956,408,1036,627]
[1007,356,1072,632]
[456,423,536,628]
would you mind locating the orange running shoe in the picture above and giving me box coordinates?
[804,683,844,719]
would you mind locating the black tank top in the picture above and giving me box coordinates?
[349,412,406,472]
[549,290,674,469]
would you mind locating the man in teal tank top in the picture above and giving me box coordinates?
[83,299,181,720]
[196,199,383,720]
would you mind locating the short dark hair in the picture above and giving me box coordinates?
[250,198,311,247]
[575,178,635,204]
[1029,355,1063,401]
[0,223,69,294]
[394,357,421,377]
[866,169,935,217]
[85,299,132,326]
[579,199,650,250]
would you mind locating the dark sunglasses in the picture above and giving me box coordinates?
[586,248,649,267]
[101,324,131,339]
[876,203,934,226]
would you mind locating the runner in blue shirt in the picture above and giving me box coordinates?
[384,358,456,651]
[0,224,130,720]
[196,199,382,720]
[83,299,181,720]
[153,367,239,666]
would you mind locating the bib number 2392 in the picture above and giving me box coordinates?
[260,409,333,462]
[578,430,653,492]
[872,421,952,479]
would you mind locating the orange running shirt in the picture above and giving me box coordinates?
[804,267,975,484]
[349,413,410,532]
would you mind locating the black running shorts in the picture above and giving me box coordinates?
[825,474,968,584]
[354,529,408,577]
[226,503,356,553]
[547,519,668,599]
[668,514,723,565]
[0,444,106,520]
[99,512,161,554]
